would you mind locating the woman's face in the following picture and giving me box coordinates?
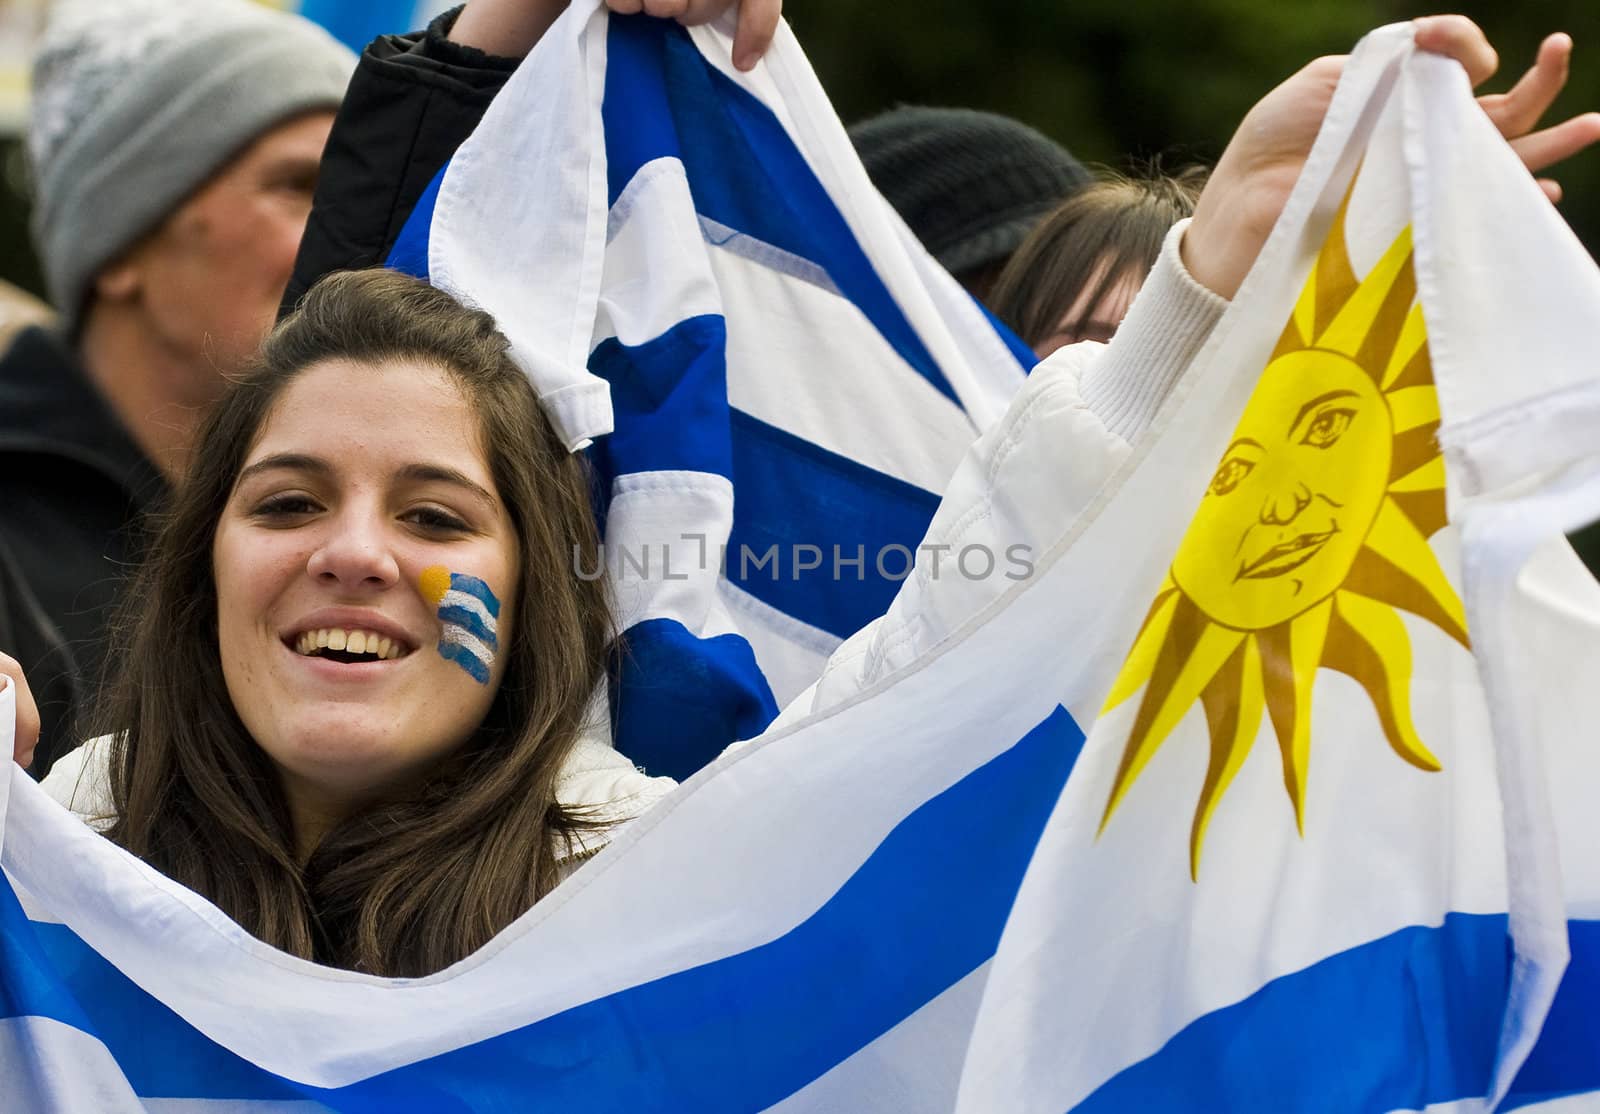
[213,357,519,829]
[1034,262,1142,360]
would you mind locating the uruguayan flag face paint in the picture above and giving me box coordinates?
[419,565,501,685]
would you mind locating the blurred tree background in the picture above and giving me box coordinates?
[2,0,1597,298]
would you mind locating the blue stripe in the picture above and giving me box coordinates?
[386,163,446,281]
[437,605,497,650]
[610,617,778,779]
[447,573,501,618]
[1502,918,1600,1111]
[298,0,424,51]
[588,316,733,479]
[438,640,491,685]
[602,14,964,404]
[977,298,1040,372]
[1071,912,1514,1113]
[4,706,1083,1109]
[725,408,943,640]
[0,879,304,1101]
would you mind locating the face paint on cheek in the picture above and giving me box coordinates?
[418,565,501,685]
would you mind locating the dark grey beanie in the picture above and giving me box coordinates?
[27,0,356,322]
[849,106,1091,279]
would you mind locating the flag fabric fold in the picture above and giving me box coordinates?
[2,10,1599,1114]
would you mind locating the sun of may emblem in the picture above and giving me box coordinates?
[1099,198,1470,880]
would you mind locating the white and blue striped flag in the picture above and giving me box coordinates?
[3,9,1599,1113]
[387,4,1030,779]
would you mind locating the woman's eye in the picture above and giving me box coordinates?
[251,495,321,519]
[404,507,471,533]
[1301,407,1355,449]
[1208,457,1255,497]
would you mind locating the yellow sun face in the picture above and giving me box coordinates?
[1099,195,1470,879]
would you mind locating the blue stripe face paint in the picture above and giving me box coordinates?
[419,566,501,685]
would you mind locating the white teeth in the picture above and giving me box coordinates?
[293,628,407,660]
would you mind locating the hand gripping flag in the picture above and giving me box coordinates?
[3,14,1600,1114]
[385,4,1031,780]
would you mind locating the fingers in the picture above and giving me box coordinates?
[0,653,39,769]
[1477,33,1572,139]
[1538,178,1563,204]
[732,0,781,71]
[606,0,646,12]
[1412,15,1499,87]
[1508,112,1600,174]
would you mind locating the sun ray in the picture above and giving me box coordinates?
[1388,456,1446,494]
[1193,636,1266,879]
[1389,489,1449,539]
[1102,584,1180,712]
[1316,226,1414,359]
[1353,499,1469,647]
[1325,591,1441,770]
[1386,386,1442,433]
[1311,190,1360,338]
[1380,304,1429,392]
[1389,421,1442,486]
[1100,595,1246,833]
[1257,599,1333,834]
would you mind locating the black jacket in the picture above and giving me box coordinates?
[0,327,165,776]
[283,9,517,315]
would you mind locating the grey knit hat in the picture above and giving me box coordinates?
[28,0,356,320]
[849,106,1091,280]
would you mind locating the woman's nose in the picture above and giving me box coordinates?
[1260,481,1313,527]
[305,513,400,590]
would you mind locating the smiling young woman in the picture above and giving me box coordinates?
[78,270,655,977]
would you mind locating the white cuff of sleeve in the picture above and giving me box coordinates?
[1078,217,1229,443]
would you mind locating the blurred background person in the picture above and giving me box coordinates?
[0,0,353,777]
[990,165,1207,359]
[848,105,1092,303]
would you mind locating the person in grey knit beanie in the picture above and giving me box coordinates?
[0,0,352,781]
[29,0,355,328]
[849,106,1091,304]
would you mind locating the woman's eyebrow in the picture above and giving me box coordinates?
[397,463,497,507]
[236,453,330,485]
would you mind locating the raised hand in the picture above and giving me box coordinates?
[0,653,40,770]
[451,0,782,71]
[1184,16,1600,300]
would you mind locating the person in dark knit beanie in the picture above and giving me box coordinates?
[849,105,1091,303]
[0,0,353,779]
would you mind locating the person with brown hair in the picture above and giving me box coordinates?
[32,269,673,977]
[989,166,1208,360]
[1,15,1594,984]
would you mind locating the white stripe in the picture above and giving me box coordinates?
[438,625,493,667]
[605,471,737,637]
[0,1016,152,1113]
[714,240,978,495]
[763,962,990,1112]
[439,588,495,634]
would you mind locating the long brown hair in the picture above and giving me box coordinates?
[94,269,614,977]
[990,165,1207,350]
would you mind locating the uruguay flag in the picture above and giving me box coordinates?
[3,12,1599,1114]
[288,0,457,51]
[386,5,1030,780]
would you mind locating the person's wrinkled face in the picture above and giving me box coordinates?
[118,111,334,399]
[1171,349,1392,630]
[213,357,519,820]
